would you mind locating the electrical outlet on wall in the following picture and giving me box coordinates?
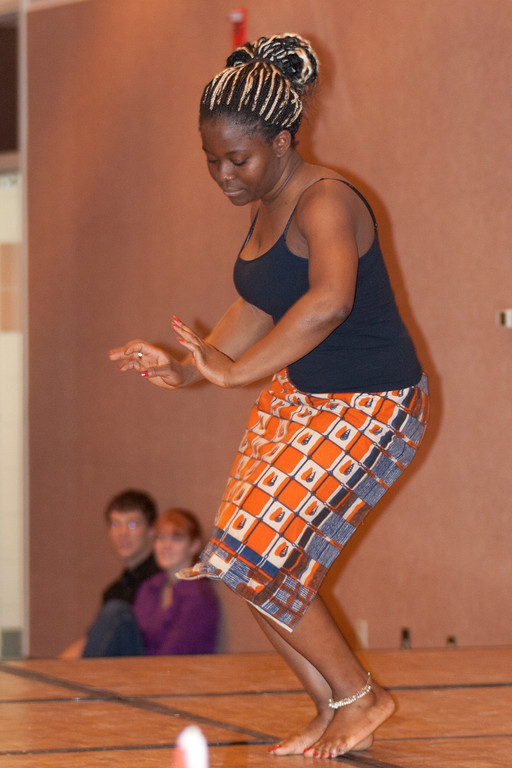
[496,309,512,327]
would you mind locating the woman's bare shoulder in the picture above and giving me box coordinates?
[296,167,358,219]
[293,165,374,253]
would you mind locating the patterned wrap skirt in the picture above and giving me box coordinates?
[178,369,429,631]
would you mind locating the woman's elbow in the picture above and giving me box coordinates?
[308,298,353,332]
[332,302,353,325]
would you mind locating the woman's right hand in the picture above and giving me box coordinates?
[108,340,188,389]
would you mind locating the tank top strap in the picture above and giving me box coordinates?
[282,177,377,237]
[240,210,259,252]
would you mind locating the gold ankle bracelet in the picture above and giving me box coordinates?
[328,673,372,709]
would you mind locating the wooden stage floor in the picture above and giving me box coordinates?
[1,647,511,767]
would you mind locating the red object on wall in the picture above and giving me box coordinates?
[230,8,247,49]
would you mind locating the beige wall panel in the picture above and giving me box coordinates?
[27,0,512,656]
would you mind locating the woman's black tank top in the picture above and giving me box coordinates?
[233,178,422,393]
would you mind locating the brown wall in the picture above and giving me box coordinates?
[27,0,512,657]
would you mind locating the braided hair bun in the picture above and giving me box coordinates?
[200,33,319,139]
[227,33,318,94]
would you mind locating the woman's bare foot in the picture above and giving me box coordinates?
[268,708,334,756]
[267,692,382,758]
[303,683,395,759]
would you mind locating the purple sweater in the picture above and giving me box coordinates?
[133,572,219,655]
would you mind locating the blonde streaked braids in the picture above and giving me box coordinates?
[200,33,318,141]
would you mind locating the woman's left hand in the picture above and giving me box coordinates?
[172,316,237,388]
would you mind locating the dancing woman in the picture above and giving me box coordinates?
[110,33,429,758]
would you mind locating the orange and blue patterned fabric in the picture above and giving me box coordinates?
[179,369,429,630]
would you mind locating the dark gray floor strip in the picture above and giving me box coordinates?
[337,755,406,768]
[0,741,264,757]
[390,681,512,691]
[380,734,512,742]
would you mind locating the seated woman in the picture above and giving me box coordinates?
[82,508,219,656]
[134,508,220,655]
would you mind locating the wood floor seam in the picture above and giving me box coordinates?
[0,741,272,758]
[336,753,407,768]
[378,733,512,743]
